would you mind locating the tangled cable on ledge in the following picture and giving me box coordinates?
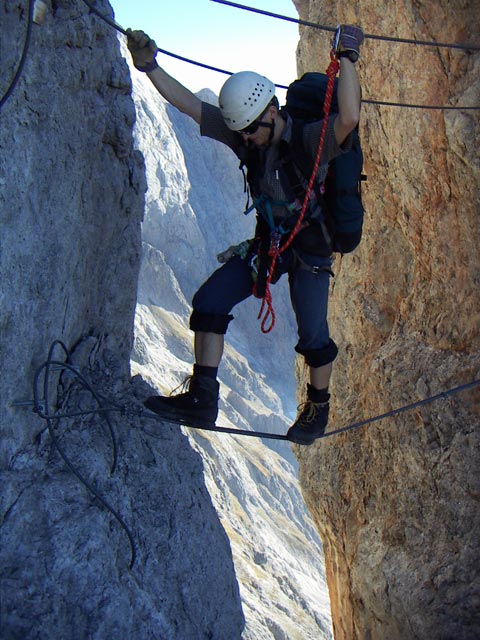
[12,340,479,571]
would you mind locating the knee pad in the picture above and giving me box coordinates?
[295,338,338,367]
[189,310,234,334]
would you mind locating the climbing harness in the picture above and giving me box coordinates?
[292,250,334,276]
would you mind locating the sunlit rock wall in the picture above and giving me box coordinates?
[292,1,480,638]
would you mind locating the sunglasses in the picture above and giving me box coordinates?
[240,106,272,135]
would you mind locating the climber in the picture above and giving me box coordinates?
[126,25,363,445]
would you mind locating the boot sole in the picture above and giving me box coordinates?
[286,428,326,445]
[143,397,216,428]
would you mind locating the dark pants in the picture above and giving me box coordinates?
[190,252,338,367]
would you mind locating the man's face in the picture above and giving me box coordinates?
[240,106,274,148]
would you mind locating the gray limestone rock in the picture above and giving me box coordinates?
[1,2,244,637]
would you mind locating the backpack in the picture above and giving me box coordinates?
[282,72,366,254]
[240,72,366,255]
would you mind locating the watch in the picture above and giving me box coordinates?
[338,50,359,63]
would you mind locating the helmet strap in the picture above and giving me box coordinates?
[267,118,275,145]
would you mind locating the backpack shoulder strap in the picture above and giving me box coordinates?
[279,118,326,206]
[238,144,267,200]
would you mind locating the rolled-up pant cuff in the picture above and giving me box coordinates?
[295,338,338,367]
[189,310,234,335]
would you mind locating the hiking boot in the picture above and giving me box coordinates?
[144,375,219,426]
[286,397,329,445]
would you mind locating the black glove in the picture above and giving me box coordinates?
[126,29,159,72]
[333,25,364,57]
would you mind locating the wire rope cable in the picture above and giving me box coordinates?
[1,1,478,109]
[79,0,479,111]
[80,0,128,35]
[320,378,480,440]
[148,49,480,110]
[138,377,480,441]
[0,0,35,108]
[210,0,480,51]
[31,342,480,445]
[20,342,478,564]
[35,359,118,473]
[33,344,136,569]
[143,47,480,110]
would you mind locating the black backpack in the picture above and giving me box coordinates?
[240,72,366,255]
[281,72,366,253]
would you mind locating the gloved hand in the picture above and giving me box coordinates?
[126,29,159,72]
[333,25,364,56]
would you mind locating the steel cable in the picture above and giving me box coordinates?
[210,0,480,51]
[32,343,480,444]
[82,0,480,111]
[33,345,136,569]
[0,0,35,108]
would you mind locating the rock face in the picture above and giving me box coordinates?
[1,2,244,637]
[292,1,480,638]
[1,3,333,639]
[1,0,143,457]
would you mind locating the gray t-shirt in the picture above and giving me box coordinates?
[200,101,351,222]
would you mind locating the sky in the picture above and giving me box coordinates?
[110,0,301,101]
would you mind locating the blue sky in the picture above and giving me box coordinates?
[110,0,300,99]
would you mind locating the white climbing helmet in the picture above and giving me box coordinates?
[219,71,276,131]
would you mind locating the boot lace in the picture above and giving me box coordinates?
[169,376,193,397]
[296,400,328,425]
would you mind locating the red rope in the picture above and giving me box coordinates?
[258,51,340,333]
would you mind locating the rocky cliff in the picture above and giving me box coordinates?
[292,1,480,638]
[1,2,334,639]
[1,2,245,637]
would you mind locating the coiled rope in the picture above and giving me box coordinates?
[33,340,136,569]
